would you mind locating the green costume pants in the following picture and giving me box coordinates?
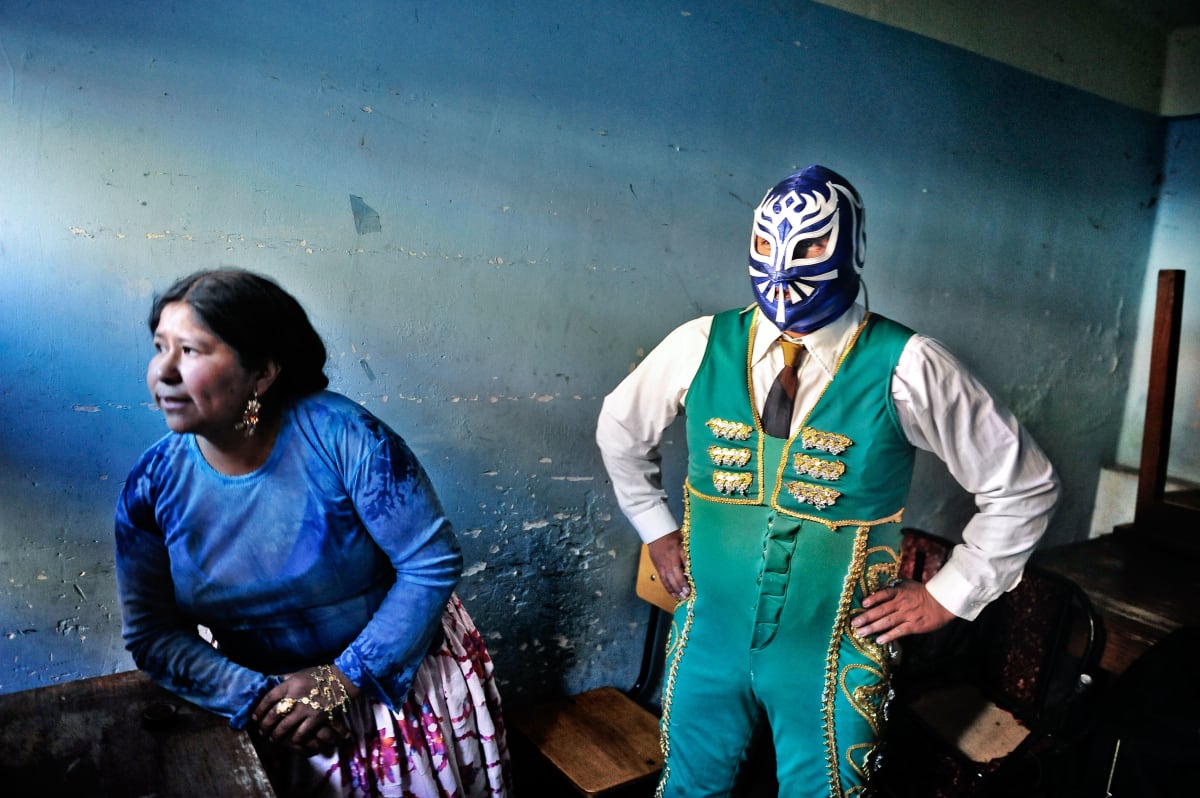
[657,479,900,797]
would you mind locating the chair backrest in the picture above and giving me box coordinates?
[894,529,968,676]
[972,564,1100,726]
[899,527,954,584]
[635,544,679,613]
[628,545,679,706]
[895,528,1100,729]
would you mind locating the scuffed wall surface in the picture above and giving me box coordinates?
[1117,116,1200,482]
[815,0,1178,114]
[0,1,1168,702]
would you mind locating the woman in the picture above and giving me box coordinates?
[115,268,511,797]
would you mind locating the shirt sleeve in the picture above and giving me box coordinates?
[115,462,278,728]
[595,316,713,543]
[892,335,1060,620]
[334,428,462,711]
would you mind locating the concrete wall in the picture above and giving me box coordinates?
[1090,115,1200,539]
[0,1,1173,704]
[817,0,1200,501]
[1117,117,1200,482]
[816,0,1159,112]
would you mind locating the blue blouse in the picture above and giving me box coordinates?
[114,391,462,728]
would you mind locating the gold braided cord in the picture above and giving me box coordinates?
[846,545,900,666]
[842,541,900,789]
[746,314,763,425]
[841,662,887,736]
[845,742,875,794]
[655,493,696,798]
[768,440,795,509]
[822,525,870,797]
[770,507,904,531]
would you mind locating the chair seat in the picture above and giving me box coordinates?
[508,686,663,796]
[910,683,1032,763]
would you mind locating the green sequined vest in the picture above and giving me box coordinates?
[684,308,915,527]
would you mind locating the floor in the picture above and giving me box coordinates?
[508,730,778,798]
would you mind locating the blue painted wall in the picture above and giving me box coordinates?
[0,1,1175,703]
[1118,115,1200,481]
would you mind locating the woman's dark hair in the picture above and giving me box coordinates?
[148,268,329,405]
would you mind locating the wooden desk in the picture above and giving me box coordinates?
[0,669,276,796]
[1033,533,1200,675]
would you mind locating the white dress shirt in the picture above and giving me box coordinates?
[596,304,1059,620]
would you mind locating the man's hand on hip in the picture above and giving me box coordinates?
[648,530,689,600]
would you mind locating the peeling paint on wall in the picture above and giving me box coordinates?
[349,194,381,234]
[0,0,1182,705]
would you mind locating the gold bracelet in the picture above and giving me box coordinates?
[311,664,351,723]
[275,666,351,723]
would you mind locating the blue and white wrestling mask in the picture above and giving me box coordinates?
[748,165,865,334]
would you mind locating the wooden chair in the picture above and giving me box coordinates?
[507,545,676,797]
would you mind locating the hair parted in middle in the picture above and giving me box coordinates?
[149,268,330,407]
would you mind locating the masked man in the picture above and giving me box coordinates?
[596,165,1058,797]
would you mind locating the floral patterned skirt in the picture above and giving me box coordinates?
[261,595,511,798]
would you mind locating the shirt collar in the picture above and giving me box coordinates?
[751,303,866,379]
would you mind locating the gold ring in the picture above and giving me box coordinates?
[274,698,296,716]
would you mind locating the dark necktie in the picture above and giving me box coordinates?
[761,338,805,438]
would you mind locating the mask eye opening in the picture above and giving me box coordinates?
[791,236,830,261]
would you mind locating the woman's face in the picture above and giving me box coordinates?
[147,301,259,442]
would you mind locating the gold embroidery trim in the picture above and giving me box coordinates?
[822,526,870,796]
[713,470,754,496]
[770,507,904,532]
[793,452,846,481]
[786,481,841,510]
[840,543,900,785]
[655,494,695,798]
[842,663,887,736]
[801,426,854,455]
[706,417,753,441]
[709,445,752,468]
[845,740,878,791]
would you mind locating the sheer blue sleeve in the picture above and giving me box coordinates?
[332,425,462,709]
[114,453,278,728]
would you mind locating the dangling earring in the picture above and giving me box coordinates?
[235,391,262,437]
